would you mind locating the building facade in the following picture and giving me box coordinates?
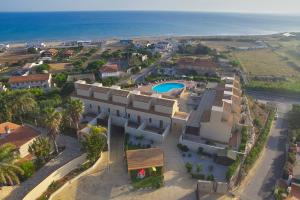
[72,80,189,142]
[9,73,52,89]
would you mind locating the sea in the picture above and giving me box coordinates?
[1,11,300,42]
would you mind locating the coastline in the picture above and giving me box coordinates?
[3,32,299,48]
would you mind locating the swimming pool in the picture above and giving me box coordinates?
[152,82,185,93]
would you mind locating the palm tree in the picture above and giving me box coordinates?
[42,108,62,154]
[0,143,24,185]
[65,99,84,138]
[8,90,37,123]
[28,137,51,166]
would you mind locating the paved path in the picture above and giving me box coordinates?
[237,92,299,200]
[4,134,81,200]
[53,126,197,200]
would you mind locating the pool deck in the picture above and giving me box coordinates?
[136,80,196,99]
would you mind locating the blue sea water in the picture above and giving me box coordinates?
[153,82,185,93]
[1,11,300,42]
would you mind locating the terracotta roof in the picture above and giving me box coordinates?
[290,183,300,200]
[214,84,225,107]
[100,64,119,73]
[0,125,40,148]
[155,98,176,107]
[9,74,50,84]
[132,94,152,103]
[126,148,164,171]
[92,86,111,94]
[111,89,130,97]
[0,122,21,134]
[64,49,74,56]
[201,110,212,122]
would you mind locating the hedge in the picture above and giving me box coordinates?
[243,110,275,173]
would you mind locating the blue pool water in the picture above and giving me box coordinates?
[152,82,185,93]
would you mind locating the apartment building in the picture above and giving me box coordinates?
[182,75,243,152]
[9,73,52,90]
[72,80,189,142]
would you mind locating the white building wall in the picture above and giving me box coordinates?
[112,95,129,105]
[154,105,173,115]
[19,137,37,158]
[132,101,151,110]
[77,89,91,97]
[93,92,110,101]
[101,72,120,79]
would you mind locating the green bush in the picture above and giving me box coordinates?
[185,162,193,173]
[19,160,36,180]
[239,127,248,152]
[191,173,205,179]
[288,152,296,164]
[243,110,275,173]
[177,143,189,152]
[206,174,215,181]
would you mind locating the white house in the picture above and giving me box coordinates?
[9,73,52,90]
[99,64,121,79]
[0,122,40,158]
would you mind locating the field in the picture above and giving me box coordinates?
[232,49,300,77]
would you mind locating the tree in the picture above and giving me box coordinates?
[80,126,107,163]
[28,137,52,166]
[35,64,50,73]
[0,143,24,185]
[53,73,67,88]
[41,108,62,153]
[65,99,84,138]
[7,90,37,123]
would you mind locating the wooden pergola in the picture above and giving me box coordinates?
[126,148,164,173]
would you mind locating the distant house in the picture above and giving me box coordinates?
[9,73,52,89]
[41,49,58,57]
[0,82,7,92]
[0,122,40,158]
[177,57,217,75]
[63,49,74,58]
[99,64,121,79]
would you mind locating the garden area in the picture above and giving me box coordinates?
[177,144,228,182]
[124,133,157,151]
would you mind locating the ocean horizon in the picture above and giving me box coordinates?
[1,11,300,43]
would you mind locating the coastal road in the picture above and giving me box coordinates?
[238,91,300,200]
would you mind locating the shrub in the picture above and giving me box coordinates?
[177,143,189,152]
[288,152,296,164]
[19,160,36,180]
[191,173,205,179]
[206,174,215,181]
[185,162,193,173]
[136,135,144,140]
[196,164,203,173]
[198,147,204,154]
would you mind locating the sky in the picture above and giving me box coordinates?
[0,0,300,14]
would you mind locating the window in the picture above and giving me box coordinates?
[137,116,141,123]
[98,106,101,113]
[116,110,120,117]
[149,118,152,123]
[127,113,131,119]
[89,104,92,109]
[159,120,163,129]
[108,108,110,113]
